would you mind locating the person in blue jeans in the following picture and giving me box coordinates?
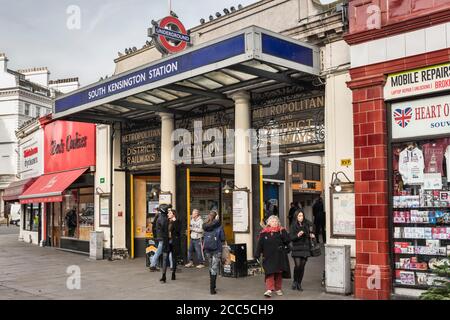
[185,209,205,268]
[149,210,162,271]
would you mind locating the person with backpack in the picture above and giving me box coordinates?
[203,210,225,295]
[254,215,291,298]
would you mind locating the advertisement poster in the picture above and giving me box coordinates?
[232,190,249,233]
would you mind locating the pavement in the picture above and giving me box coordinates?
[0,226,354,300]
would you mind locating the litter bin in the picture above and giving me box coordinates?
[89,231,104,260]
[222,243,248,278]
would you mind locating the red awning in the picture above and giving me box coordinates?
[19,168,88,204]
[3,178,38,202]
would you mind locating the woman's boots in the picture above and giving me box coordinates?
[210,273,217,295]
[160,273,166,283]
[291,281,298,290]
[171,270,176,280]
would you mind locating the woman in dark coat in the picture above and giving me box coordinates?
[290,210,315,291]
[168,208,181,275]
[157,204,180,283]
[254,215,291,298]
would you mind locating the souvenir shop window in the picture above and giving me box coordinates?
[392,138,450,289]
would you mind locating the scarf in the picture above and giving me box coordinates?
[261,226,284,234]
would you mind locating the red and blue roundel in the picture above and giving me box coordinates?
[394,107,413,128]
[151,16,191,54]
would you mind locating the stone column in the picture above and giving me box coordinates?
[159,113,176,208]
[230,91,253,259]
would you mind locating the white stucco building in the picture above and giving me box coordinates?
[0,53,79,222]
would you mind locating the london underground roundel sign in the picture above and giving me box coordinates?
[149,16,191,55]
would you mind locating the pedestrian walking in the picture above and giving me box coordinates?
[149,208,162,271]
[288,202,299,227]
[254,215,291,298]
[155,204,176,283]
[4,210,10,227]
[202,210,225,295]
[167,208,181,278]
[290,210,315,291]
[185,209,205,268]
[312,197,326,243]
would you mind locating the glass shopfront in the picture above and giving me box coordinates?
[389,93,450,291]
[23,203,40,232]
[60,188,94,241]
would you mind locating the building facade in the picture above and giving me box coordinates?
[53,0,356,273]
[346,0,450,299]
[0,53,79,222]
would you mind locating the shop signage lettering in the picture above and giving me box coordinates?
[50,133,88,155]
[19,129,43,180]
[149,16,191,55]
[87,63,178,101]
[121,127,161,169]
[392,95,450,139]
[44,121,96,174]
[252,88,325,150]
[385,63,450,100]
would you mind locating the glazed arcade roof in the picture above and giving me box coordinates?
[54,26,320,124]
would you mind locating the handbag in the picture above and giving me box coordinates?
[310,238,321,257]
[221,242,231,264]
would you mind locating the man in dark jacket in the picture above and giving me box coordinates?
[288,202,299,227]
[312,197,325,244]
[156,204,171,282]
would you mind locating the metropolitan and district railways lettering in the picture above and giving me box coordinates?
[122,128,161,167]
[252,95,325,147]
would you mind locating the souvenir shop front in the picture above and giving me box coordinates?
[20,120,96,253]
[386,64,450,294]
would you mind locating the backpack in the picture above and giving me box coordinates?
[203,227,222,251]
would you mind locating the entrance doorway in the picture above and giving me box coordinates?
[189,174,234,243]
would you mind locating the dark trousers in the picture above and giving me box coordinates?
[314,222,326,243]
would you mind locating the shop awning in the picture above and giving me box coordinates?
[53,26,320,123]
[19,168,88,204]
[3,178,37,202]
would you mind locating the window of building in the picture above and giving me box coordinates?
[23,203,40,231]
[24,103,31,116]
[35,106,41,117]
[61,188,94,241]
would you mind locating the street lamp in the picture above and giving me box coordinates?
[222,180,249,193]
[331,171,352,192]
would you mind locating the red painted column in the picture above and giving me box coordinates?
[348,75,391,300]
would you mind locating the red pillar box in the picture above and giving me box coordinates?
[348,75,392,300]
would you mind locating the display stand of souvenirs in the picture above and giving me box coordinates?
[392,138,450,289]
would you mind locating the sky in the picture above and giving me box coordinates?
[0,0,336,86]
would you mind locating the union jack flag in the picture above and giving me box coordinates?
[394,107,413,128]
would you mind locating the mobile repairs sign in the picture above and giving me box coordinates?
[391,95,450,139]
[385,63,450,101]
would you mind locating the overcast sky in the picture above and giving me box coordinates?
[0,0,259,85]
[0,0,335,86]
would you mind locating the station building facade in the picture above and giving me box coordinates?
[54,0,357,291]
